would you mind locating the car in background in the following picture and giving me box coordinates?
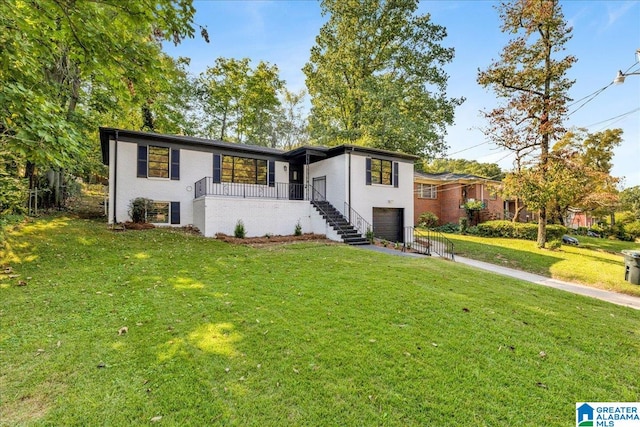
[562,235,579,245]
[587,230,601,238]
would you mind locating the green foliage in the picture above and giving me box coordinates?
[0,167,28,215]
[624,221,640,240]
[420,158,503,180]
[475,220,566,241]
[547,239,562,251]
[294,220,302,236]
[434,222,459,233]
[365,227,375,243]
[417,211,439,228]
[234,219,246,238]
[458,217,469,234]
[620,186,640,219]
[463,200,484,211]
[303,0,462,156]
[0,0,201,207]
[128,198,153,223]
[195,58,284,146]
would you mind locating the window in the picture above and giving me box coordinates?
[366,158,397,186]
[148,146,170,178]
[221,155,267,185]
[418,184,437,199]
[148,202,169,223]
[137,145,180,180]
[145,201,180,224]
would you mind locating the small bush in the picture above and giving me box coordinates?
[234,220,246,238]
[434,223,459,233]
[417,212,439,228]
[475,220,566,241]
[548,239,562,251]
[459,217,469,234]
[365,227,374,243]
[128,198,154,223]
[624,221,640,240]
[294,221,302,236]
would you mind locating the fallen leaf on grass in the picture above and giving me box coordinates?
[118,326,128,335]
[539,351,547,358]
[17,280,27,287]
[150,415,162,422]
[536,382,548,389]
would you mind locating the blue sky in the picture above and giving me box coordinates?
[164,0,640,188]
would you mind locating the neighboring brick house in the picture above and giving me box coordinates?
[414,171,506,226]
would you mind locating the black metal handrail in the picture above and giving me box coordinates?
[404,226,455,261]
[310,186,353,237]
[194,177,305,200]
[344,202,371,237]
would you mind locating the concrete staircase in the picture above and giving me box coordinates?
[311,200,369,246]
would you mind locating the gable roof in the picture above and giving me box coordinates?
[100,127,418,165]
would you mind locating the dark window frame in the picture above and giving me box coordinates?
[220,155,268,185]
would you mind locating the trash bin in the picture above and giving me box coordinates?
[622,250,640,285]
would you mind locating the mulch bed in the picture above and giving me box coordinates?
[215,233,331,246]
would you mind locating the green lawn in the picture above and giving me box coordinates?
[442,233,640,297]
[1,216,639,426]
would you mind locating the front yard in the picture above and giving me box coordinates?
[1,216,639,425]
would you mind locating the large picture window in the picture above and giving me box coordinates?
[418,184,437,199]
[221,155,267,185]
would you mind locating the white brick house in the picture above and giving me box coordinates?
[100,127,416,244]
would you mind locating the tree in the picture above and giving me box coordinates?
[195,58,283,145]
[1,0,203,207]
[420,158,503,180]
[620,186,640,219]
[303,0,462,157]
[550,128,621,224]
[477,0,576,248]
[273,88,309,150]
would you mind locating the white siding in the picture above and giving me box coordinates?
[109,140,211,225]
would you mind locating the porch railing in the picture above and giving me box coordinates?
[195,177,305,200]
[344,202,371,237]
[404,226,455,261]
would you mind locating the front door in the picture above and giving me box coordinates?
[289,163,303,200]
[312,176,326,201]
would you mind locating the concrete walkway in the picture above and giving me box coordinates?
[356,245,640,310]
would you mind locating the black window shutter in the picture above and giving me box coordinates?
[268,160,275,187]
[171,149,180,180]
[393,162,399,188]
[170,202,180,224]
[137,145,148,178]
[213,154,221,183]
[365,158,372,185]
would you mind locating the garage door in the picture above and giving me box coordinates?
[373,208,404,243]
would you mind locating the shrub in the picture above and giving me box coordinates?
[548,239,562,251]
[234,220,246,238]
[624,221,640,240]
[475,220,566,241]
[365,227,374,243]
[434,223,459,233]
[294,220,302,236]
[417,212,439,228]
[459,217,469,234]
[128,198,154,223]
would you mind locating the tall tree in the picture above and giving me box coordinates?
[0,0,202,193]
[477,0,576,248]
[273,88,309,150]
[303,0,462,157]
[196,58,283,145]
